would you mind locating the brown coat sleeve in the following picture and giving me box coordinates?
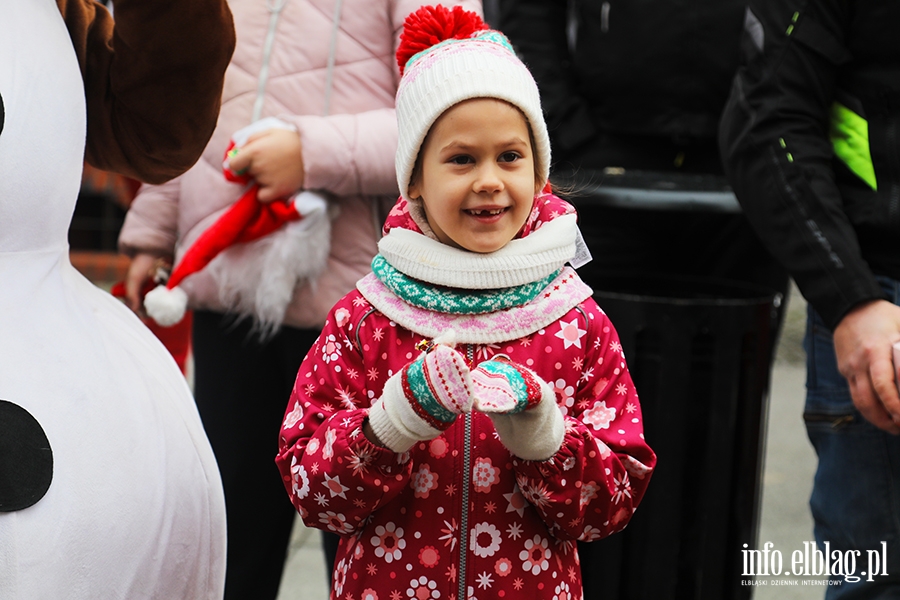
[56,0,235,184]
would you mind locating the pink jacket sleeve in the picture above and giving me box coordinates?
[511,300,657,542]
[117,177,182,258]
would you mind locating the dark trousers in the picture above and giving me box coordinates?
[192,311,321,600]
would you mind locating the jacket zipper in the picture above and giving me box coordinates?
[458,345,474,600]
[252,0,289,122]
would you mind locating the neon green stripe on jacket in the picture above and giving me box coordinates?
[830,101,878,190]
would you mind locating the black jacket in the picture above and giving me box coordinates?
[719,0,900,329]
[497,0,746,165]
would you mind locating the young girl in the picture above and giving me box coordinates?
[275,6,656,599]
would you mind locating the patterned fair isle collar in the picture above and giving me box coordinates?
[371,254,561,315]
[357,267,593,345]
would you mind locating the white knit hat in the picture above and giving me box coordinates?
[394,5,551,202]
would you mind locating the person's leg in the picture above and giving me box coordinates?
[804,291,900,598]
[192,311,316,600]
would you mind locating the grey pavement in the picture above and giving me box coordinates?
[275,283,821,599]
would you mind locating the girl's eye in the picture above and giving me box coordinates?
[499,152,521,163]
[449,155,473,165]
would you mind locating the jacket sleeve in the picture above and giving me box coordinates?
[496,0,596,160]
[117,178,182,258]
[511,300,656,542]
[283,0,482,199]
[719,0,885,329]
[56,0,235,184]
[275,295,414,533]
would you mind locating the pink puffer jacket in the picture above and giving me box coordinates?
[118,0,480,329]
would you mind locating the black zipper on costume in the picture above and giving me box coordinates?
[458,344,474,600]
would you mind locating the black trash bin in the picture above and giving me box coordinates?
[580,275,779,600]
[560,170,785,600]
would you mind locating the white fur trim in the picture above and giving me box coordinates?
[144,284,189,327]
[379,214,577,289]
[232,117,296,147]
[368,372,442,453]
[489,379,565,461]
[199,191,330,338]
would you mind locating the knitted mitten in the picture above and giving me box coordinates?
[472,359,565,461]
[471,359,543,414]
[368,344,473,453]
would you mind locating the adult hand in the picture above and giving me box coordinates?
[124,252,161,316]
[833,299,900,434]
[227,128,305,203]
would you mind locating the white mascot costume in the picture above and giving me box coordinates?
[0,1,227,598]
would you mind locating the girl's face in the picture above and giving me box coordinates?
[409,98,540,254]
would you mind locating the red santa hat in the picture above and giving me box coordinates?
[144,118,330,333]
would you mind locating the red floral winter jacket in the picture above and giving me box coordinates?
[276,193,655,600]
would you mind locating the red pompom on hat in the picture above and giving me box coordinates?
[395,4,489,76]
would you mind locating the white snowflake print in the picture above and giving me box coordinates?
[335,385,357,409]
[470,522,502,558]
[348,446,375,477]
[283,400,304,429]
[322,473,349,499]
[609,340,623,355]
[371,522,406,563]
[506,521,523,540]
[519,534,551,575]
[516,475,552,509]
[290,456,309,499]
[583,400,616,430]
[439,519,458,551]
[615,382,628,396]
[553,580,573,600]
[555,318,586,349]
[613,472,632,504]
[320,334,342,363]
[319,511,354,534]
[552,379,575,415]
[406,576,440,599]
[475,343,501,360]
[476,571,494,590]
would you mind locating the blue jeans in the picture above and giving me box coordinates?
[804,276,900,599]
